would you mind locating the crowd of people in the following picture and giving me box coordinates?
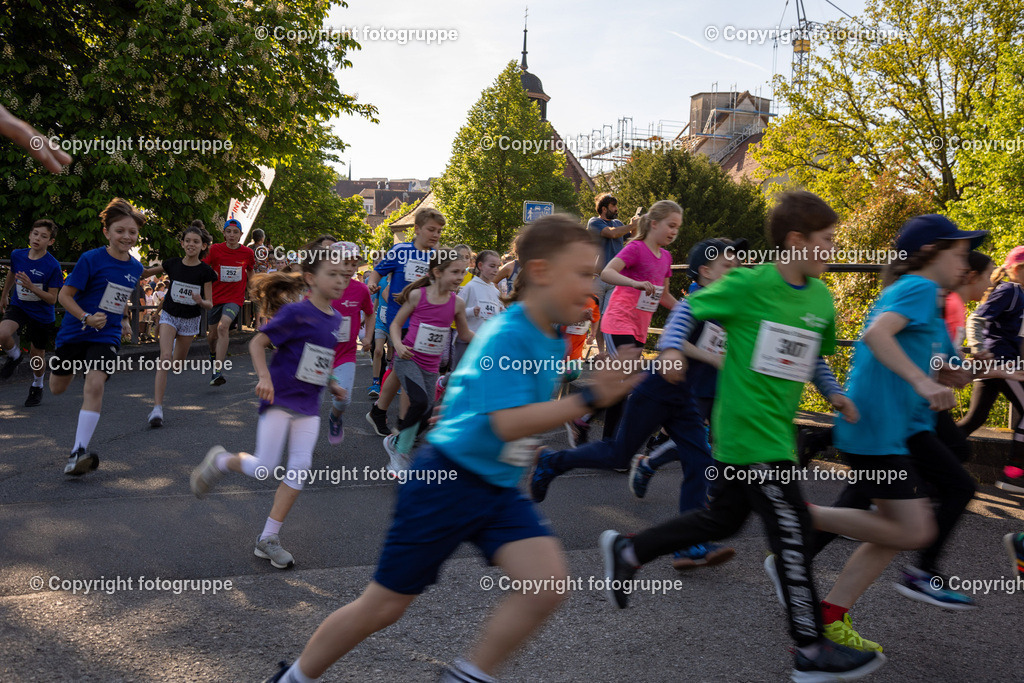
[1,189,1023,683]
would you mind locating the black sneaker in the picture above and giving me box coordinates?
[792,638,886,683]
[570,418,591,446]
[0,352,23,379]
[365,404,391,437]
[599,529,639,609]
[797,426,833,468]
[210,372,226,386]
[25,385,43,407]
[63,447,99,476]
[261,660,290,682]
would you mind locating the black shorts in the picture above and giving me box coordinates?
[208,303,241,328]
[50,341,120,378]
[2,305,52,350]
[839,452,926,500]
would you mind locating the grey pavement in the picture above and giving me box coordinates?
[0,346,1022,681]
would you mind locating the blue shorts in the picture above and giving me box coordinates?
[373,445,554,595]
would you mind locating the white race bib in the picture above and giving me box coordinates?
[750,321,821,382]
[413,322,448,355]
[481,302,499,319]
[695,322,727,356]
[566,320,590,335]
[636,285,664,312]
[404,260,429,283]
[16,282,41,302]
[295,342,334,386]
[377,305,387,325]
[220,265,242,283]
[499,437,540,467]
[170,281,200,305]
[98,282,133,314]
[335,316,351,344]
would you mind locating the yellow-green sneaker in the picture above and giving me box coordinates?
[823,613,883,653]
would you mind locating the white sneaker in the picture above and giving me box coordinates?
[254,534,294,569]
[383,434,411,475]
[148,405,163,428]
[64,447,98,476]
[191,445,227,498]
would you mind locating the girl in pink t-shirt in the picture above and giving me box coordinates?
[599,199,681,348]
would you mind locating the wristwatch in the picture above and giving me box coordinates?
[577,385,599,411]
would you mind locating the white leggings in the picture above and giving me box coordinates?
[248,408,320,491]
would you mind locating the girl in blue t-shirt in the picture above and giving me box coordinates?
[190,243,348,570]
[262,215,642,683]
[50,198,145,476]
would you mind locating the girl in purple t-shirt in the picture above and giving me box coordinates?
[190,243,349,570]
[384,249,473,472]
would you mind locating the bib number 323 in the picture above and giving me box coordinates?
[750,321,821,382]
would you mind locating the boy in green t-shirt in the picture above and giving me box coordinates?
[599,191,886,682]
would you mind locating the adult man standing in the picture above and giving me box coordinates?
[587,193,638,354]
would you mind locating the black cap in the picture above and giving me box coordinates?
[687,237,748,279]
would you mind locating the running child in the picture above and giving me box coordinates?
[0,219,64,406]
[804,215,987,651]
[575,200,680,442]
[190,242,349,568]
[382,249,473,472]
[140,220,217,427]
[261,214,641,683]
[204,218,256,386]
[599,190,885,681]
[454,249,504,371]
[49,199,145,475]
[368,268,391,398]
[326,242,373,445]
[365,208,444,436]
[957,246,1024,492]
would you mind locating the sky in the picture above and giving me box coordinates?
[325,0,870,181]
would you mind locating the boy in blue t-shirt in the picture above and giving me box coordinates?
[0,219,65,406]
[50,198,145,476]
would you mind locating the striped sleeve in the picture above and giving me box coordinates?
[658,299,694,351]
[811,356,842,398]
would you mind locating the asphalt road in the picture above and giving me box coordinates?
[1,346,1022,682]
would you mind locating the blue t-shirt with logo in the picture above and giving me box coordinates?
[834,274,955,455]
[374,242,434,326]
[55,247,143,347]
[428,303,566,487]
[587,217,626,268]
[373,273,390,332]
[8,248,64,323]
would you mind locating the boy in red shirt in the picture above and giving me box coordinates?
[204,218,255,385]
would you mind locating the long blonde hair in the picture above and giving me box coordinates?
[634,199,682,242]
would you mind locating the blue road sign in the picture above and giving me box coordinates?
[523,201,554,224]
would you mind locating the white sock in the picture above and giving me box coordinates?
[283,660,316,683]
[214,451,233,473]
[32,375,43,388]
[238,453,260,478]
[260,517,283,541]
[450,659,496,683]
[73,410,101,452]
[7,346,21,360]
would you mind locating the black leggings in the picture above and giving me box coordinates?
[957,377,1024,467]
[631,462,823,647]
[810,414,976,575]
[600,333,644,439]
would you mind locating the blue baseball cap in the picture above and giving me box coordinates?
[894,214,987,255]
[224,218,243,230]
[687,237,748,279]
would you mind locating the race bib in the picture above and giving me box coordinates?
[636,285,664,313]
[170,281,200,305]
[566,320,590,336]
[413,322,448,355]
[404,260,429,283]
[220,265,242,283]
[335,317,351,344]
[695,322,727,356]
[481,302,499,319]
[499,437,540,467]
[295,342,334,386]
[377,305,387,325]
[16,282,41,302]
[98,282,133,315]
[750,321,821,382]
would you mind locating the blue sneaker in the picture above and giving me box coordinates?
[1005,532,1024,580]
[328,412,344,445]
[671,542,736,570]
[261,660,290,682]
[368,378,380,398]
[628,454,655,499]
[529,448,558,503]
[894,566,975,609]
[210,371,226,386]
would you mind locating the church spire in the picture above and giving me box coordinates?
[520,7,528,71]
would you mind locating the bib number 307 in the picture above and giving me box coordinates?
[750,321,821,382]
